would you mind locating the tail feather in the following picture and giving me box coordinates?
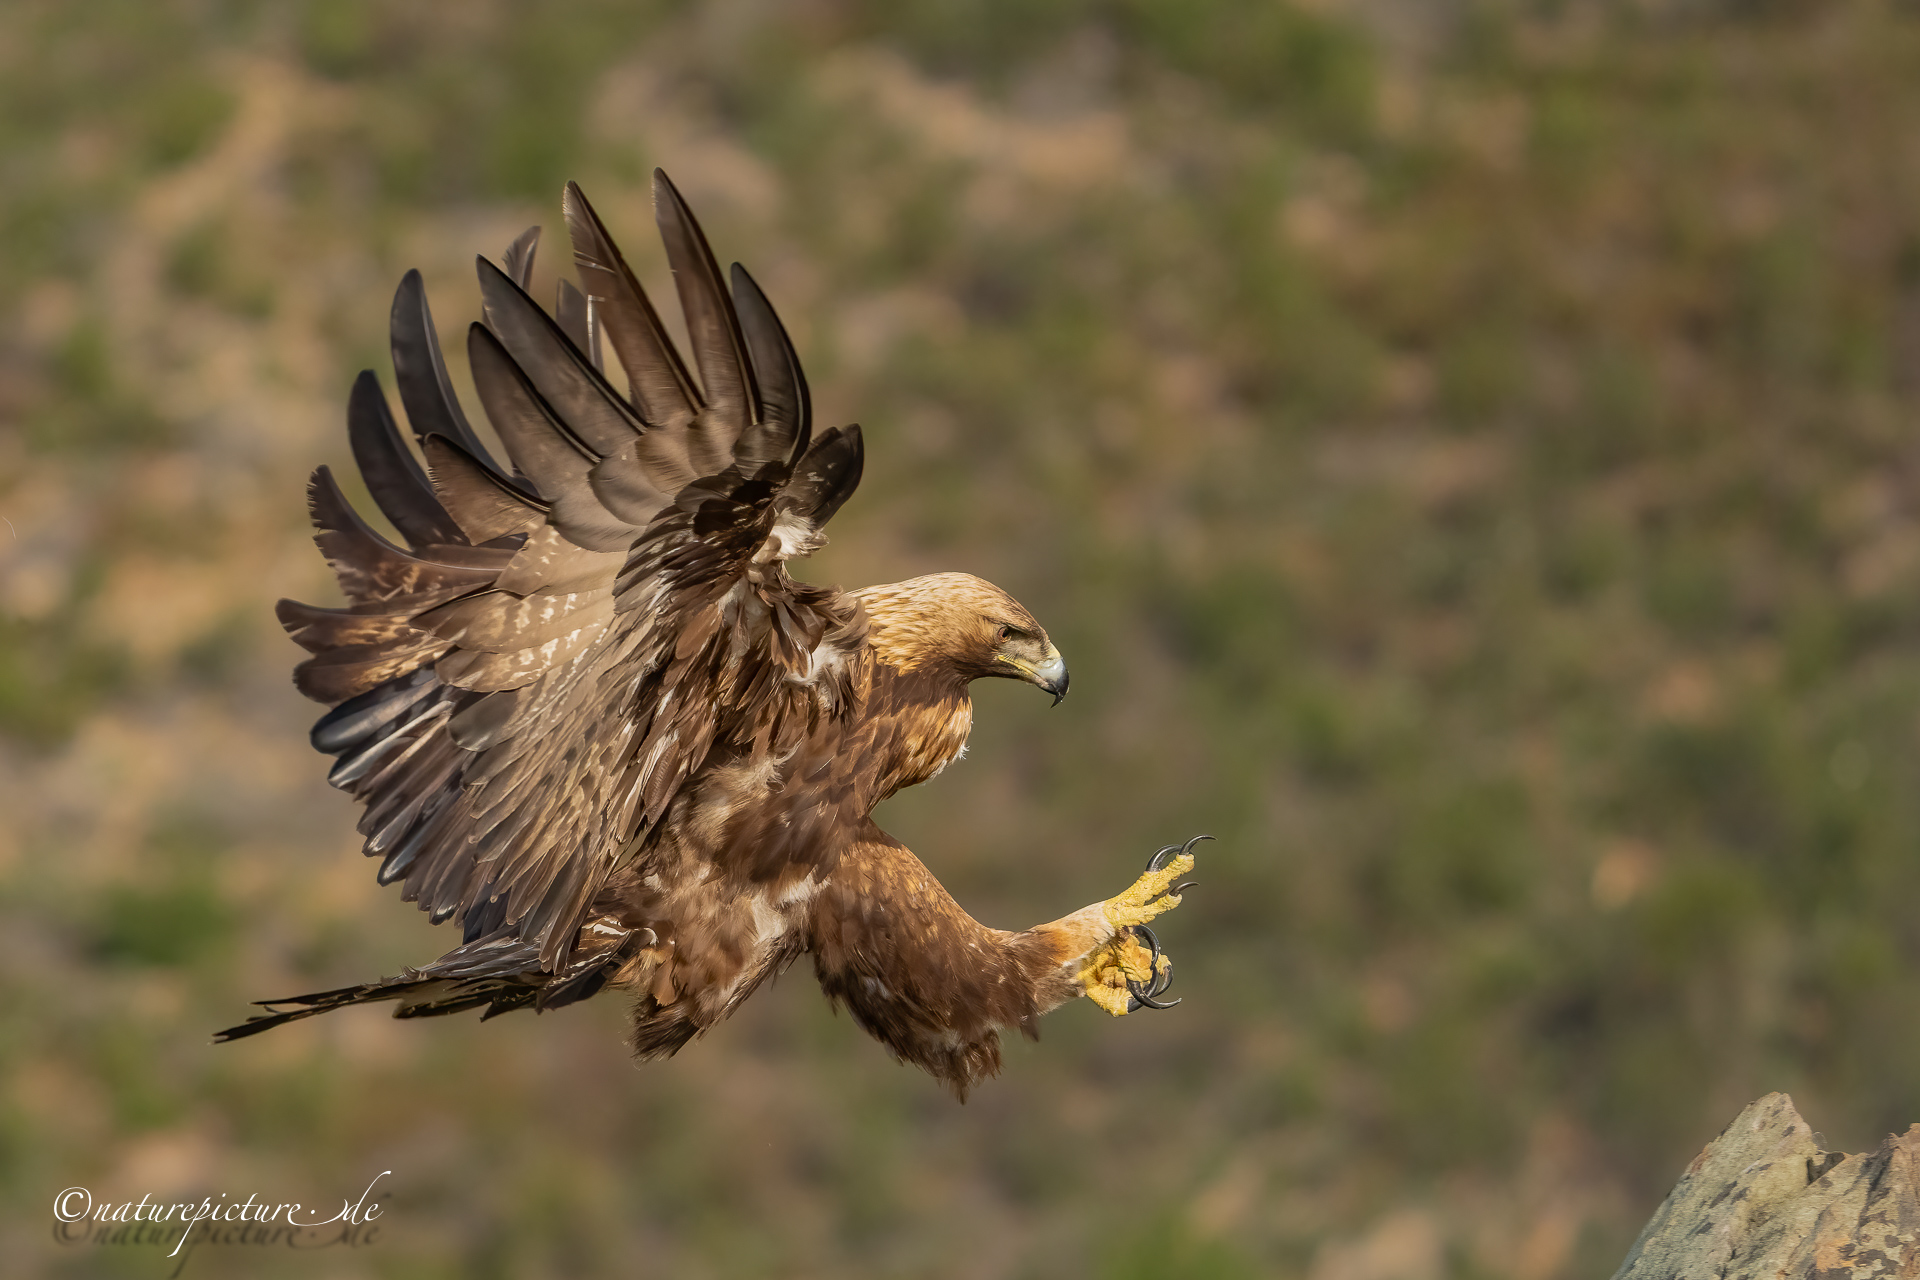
[214,922,646,1043]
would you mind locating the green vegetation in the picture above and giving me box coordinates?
[4,2,1920,1277]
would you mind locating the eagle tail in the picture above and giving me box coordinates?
[213,923,645,1043]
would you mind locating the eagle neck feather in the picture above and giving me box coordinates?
[863,662,974,803]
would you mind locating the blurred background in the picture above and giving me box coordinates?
[4,1,1920,1276]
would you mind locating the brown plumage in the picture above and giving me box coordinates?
[216,173,1198,1098]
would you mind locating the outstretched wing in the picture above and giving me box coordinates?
[282,172,867,970]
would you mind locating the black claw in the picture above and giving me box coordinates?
[1143,833,1212,878]
[1125,924,1179,1008]
[1172,881,1198,896]
[1126,978,1181,1010]
[1150,954,1176,998]
[1144,843,1184,873]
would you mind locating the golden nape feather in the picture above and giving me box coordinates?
[215,171,1204,1098]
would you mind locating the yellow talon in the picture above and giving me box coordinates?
[1085,977,1133,1018]
[1100,851,1194,929]
[1079,932,1171,1017]
[1069,837,1204,1017]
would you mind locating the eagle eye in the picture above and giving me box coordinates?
[995,624,1015,643]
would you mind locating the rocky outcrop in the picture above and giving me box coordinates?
[1614,1093,1918,1280]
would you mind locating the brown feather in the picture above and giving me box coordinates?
[809,822,1063,1099]
[651,170,757,455]
[277,599,436,654]
[555,278,602,371]
[307,467,499,606]
[421,433,549,544]
[562,180,701,427]
[478,256,641,458]
[347,371,469,550]
[466,323,637,554]
[502,225,540,290]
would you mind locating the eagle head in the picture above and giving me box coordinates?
[854,572,1069,703]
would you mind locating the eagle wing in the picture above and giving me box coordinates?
[282,173,867,971]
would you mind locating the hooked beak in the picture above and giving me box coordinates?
[1028,648,1070,706]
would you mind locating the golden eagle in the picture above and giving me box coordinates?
[216,173,1201,1097]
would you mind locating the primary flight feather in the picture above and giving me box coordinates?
[217,172,1201,1097]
